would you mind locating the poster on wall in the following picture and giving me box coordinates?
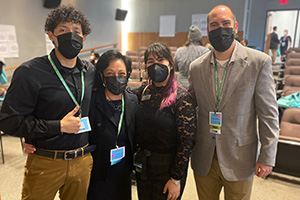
[0,25,19,58]
[192,14,208,36]
[159,15,176,37]
[45,34,54,55]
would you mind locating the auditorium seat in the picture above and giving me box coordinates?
[138,46,147,52]
[286,59,300,68]
[283,66,300,79]
[129,55,139,63]
[131,62,139,70]
[287,53,300,59]
[130,69,140,80]
[274,108,300,177]
[288,48,300,53]
[282,89,300,97]
[282,76,300,96]
[126,50,138,57]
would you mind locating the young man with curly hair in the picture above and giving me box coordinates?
[0,6,96,200]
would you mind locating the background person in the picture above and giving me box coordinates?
[174,25,209,89]
[87,50,138,200]
[280,29,292,59]
[89,50,100,65]
[241,38,248,47]
[134,42,197,200]
[189,5,279,200]
[0,6,95,200]
[269,26,280,64]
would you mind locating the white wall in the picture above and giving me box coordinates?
[126,0,246,33]
[0,0,121,68]
[295,15,300,47]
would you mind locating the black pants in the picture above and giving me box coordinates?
[87,158,132,200]
[136,152,187,200]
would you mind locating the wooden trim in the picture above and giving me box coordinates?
[5,65,18,71]
[80,43,118,53]
[127,31,243,51]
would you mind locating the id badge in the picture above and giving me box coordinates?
[77,117,91,134]
[209,112,222,134]
[110,146,125,166]
[133,153,142,173]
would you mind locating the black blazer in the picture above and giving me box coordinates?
[270,32,280,49]
[89,84,138,181]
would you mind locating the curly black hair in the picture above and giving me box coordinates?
[44,5,91,35]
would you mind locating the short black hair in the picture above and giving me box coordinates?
[44,5,91,35]
[273,26,277,31]
[96,50,132,78]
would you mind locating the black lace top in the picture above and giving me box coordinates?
[134,83,197,180]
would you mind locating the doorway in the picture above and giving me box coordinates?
[264,10,300,58]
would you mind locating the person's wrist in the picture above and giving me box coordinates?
[170,177,180,185]
[60,120,64,133]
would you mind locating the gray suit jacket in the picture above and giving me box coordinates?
[189,42,279,181]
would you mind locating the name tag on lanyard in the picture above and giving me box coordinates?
[111,146,125,166]
[77,117,91,134]
[209,112,222,134]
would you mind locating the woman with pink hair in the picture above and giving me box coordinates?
[133,42,197,200]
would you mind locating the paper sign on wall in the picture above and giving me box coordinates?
[192,14,208,36]
[0,25,19,58]
[159,15,176,37]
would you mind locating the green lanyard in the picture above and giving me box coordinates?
[214,56,231,107]
[48,54,85,116]
[116,95,125,147]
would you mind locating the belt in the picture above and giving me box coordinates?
[34,145,96,160]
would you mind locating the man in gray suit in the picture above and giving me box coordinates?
[188,5,279,200]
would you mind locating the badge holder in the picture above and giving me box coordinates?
[209,112,222,134]
[133,152,142,173]
[77,117,91,134]
[110,146,125,166]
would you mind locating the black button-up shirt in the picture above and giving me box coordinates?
[0,50,95,150]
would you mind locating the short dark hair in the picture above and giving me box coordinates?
[273,26,277,31]
[44,5,91,35]
[144,42,174,69]
[96,50,132,78]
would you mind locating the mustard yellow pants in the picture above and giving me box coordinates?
[22,153,93,200]
[271,49,278,64]
[194,154,253,200]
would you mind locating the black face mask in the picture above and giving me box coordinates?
[208,27,234,52]
[147,63,169,83]
[104,76,128,95]
[55,32,83,59]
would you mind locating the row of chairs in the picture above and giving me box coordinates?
[273,48,300,178]
[276,52,300,97]
[126,46,178,88]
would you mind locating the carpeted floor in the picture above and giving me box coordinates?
[1,135,300,200]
